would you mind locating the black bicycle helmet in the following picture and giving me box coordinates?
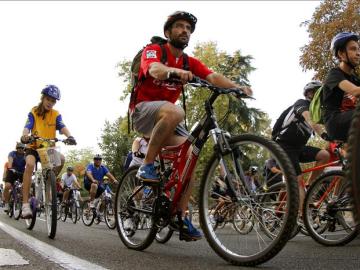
[164,11,197,35]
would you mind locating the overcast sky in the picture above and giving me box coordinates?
[0,1,320,178]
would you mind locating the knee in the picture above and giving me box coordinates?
[317,150,330,163]
[5,183,11,190]
[91,183,98,190]
[159,104,185,124]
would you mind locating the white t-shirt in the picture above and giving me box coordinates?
[129,138,148,167]
[61,173,77,188]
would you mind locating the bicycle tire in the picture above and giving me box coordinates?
[8,196,14,218]
[155,226,174,244]
[25,197,37,230]
[105,201,116,229]
[60,205,67,222]
[115,165,157,250]
[82,200,95,226]
[199,134,298,266]
[45,170,57,239]
[303,170,358,246]
[71,203,78,224]
[13,192,22,220]
[348,102,360,223]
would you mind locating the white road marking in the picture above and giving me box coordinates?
[0,221,108,270]
[0,248,29,266]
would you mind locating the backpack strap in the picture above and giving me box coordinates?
[182,53,189,130]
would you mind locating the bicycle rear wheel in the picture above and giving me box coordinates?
[348,102,360,223]
[44,171,57,239]
[115,166,157,250]
[199,134,298,266]
[303,170,357,246]
[71,203,78,224]
[81,201,95,226]
[60,205,67,222]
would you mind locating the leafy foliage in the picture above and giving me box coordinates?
[300,0,360,80]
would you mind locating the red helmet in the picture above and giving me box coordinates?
[164,11,197,35]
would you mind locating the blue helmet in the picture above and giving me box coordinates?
[330,32,359,57]
[41,85,61,100]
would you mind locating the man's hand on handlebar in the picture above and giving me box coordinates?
[168,68,193,84]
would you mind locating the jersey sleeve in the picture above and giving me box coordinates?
[86,164,93,173]
[103,166,110,175]
[56,115,66,130]
[24,112,35,130]
[324,68,346,91]
[8,151,16,159]
[293,99,310,117]
[189,57,213,79]
[140,44,162,78]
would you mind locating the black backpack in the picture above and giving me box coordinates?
[127,36,189,132]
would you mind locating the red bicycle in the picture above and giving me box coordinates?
[115,77,298,266]
[301,143,357,246]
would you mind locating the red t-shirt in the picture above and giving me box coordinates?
[130,43,213,110]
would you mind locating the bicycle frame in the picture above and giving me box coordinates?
[129,82,249,217]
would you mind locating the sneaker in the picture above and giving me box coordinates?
[136,164,159,183]
[180,217,202,241]
[21,203,32,219]
[89,201,95,209]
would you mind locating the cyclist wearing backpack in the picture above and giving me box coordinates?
[323,32,360,142]
[272,81,330,213]
[130,11,252,241]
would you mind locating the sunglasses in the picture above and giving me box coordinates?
[94,158,102,161]
[17,147,25,150]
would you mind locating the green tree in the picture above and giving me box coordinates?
[300,0,360,80]
[98,117,135,178]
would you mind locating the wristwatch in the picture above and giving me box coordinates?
[167,70,175,79]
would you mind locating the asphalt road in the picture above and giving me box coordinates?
[1,210,360,270]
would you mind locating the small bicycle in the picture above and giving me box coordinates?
[7,174,23,220]
[24,136,72,239]
[115,77,298,266]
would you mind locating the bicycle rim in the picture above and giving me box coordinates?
[105,202,116,229]
[71,203,78,224]
[199,134,298,266]
[13,194,22,220]
[81,201,95,226]
[115,166,157,250]
[303,171,358,246]
[45,171,57,239]
[155,226,174,244]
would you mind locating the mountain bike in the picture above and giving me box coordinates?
[82,183,116,229]
[60,188,81,224]
[115,77,298,266]
[7,175,23,220]
[348,102,360,224]
[24,136,71,239]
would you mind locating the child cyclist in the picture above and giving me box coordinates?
[20,85,76,218]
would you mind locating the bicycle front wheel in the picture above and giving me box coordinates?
[81,201,95,226]
[303,170,357,246]
[348,102,360,223]
[71,203,78,224]
[115,166,157,250]
[13,193,22,220]
[25,197,37,230]
[105,201,116,229]
[199,134,298,266]
[44,170,57,239]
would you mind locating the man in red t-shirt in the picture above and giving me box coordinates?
[131,11,252,241]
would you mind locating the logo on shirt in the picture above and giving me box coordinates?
[146,50,157,59]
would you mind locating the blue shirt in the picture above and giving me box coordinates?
[8,151,26,173]
[85,163,109,183]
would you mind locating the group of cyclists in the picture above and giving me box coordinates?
[1,9,359,266]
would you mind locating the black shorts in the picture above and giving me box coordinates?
[278,143,321,176]
[25,148,41,163]
[325,110,353,142]
[84,178,105,199]
[5,170,23,185]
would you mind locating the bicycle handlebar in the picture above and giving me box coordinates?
[28,135,74,145]
[167,74,253,100]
